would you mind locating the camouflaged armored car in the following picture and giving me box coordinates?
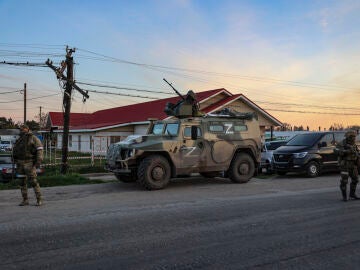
[105,110,261,190]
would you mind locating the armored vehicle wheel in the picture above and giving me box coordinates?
[200,172,221,178]
[138,155,171,190]
[115,174,136,183]
[306,161,320,178]
[228,153,255,183]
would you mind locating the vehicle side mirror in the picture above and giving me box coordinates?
[191,126,198,140]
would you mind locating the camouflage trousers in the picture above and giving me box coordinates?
[17,161,42,201]
[340,165,359,185]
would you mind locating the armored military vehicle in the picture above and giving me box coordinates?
[105,81,261,190]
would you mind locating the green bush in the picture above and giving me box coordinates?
[0,174,106,190]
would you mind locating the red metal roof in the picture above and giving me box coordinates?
[202,94,242,113]
[48,89,226,130]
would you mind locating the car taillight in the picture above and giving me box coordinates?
[2,168,13,174]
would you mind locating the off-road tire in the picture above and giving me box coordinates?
[228,153,255,183]
[200,172,221,178]
[115,173,136,183]
[306,161,320,178]
[138,155,171,190]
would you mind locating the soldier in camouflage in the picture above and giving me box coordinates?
[13,125,44,206]
[336,130,360,201]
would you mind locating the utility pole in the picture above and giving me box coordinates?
[46,46,89,174]
[39,106,42,128]
[23,83,27,124]
[61,48,74,174]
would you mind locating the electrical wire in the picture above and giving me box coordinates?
[0,90,22,95]
[76,81,174,95]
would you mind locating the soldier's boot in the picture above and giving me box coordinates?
[33,183,43,206]
[349,183,360,200]
[340,183,347,201]
[19,187,29,206]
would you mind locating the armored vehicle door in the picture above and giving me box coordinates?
[177,125,206,171]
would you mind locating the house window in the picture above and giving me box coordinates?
[110,136,122,144]
[89,136,93,150]
[69,135,72,147]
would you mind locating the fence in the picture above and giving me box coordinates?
[43,135,112,169]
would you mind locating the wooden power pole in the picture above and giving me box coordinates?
[60,48,75,174]
[23,83,27,124]
[46,47,89,174]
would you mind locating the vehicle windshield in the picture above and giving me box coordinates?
[151,122,179,136]
[151,123,164,135]
[286,133,323,146]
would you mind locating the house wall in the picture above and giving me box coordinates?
[134,124,149,135]
[55,125,142,154]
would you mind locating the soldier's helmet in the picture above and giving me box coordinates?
[345,130,357,138]
[185,90,197,102]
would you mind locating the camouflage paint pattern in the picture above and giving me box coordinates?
[106,113,261,180]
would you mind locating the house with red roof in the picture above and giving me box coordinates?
[45,88,282,153]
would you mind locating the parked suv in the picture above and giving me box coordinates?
[260,140,288,174]
[106,113,261,190]
[272,131,350,177]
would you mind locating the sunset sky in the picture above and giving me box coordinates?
[1,0,360,130]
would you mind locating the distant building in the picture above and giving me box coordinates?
[45,88,283,154]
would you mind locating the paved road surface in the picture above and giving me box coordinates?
[1,174,360,270]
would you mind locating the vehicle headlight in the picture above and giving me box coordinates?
[293,152,308,158]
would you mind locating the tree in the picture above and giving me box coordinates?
[26,120,40,131]
[329,123,344,131]
[0,117,17,129]
[281,122,292,131]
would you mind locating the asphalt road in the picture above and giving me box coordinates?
[1,173,360,270]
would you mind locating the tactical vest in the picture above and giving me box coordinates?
[13,133,39,162]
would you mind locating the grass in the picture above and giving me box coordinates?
[0,150,111,190]
[0,173,110,190]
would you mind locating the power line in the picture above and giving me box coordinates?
[85,89,157,100]
[0,61,48,67]
[76,48,357,92]
[254,100,360,111]
[0,93,60,103]
[76,81,174,95]
[0,89,22,94]
[262,108,360,116]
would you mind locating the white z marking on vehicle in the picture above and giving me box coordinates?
[224,123,234,134]
[183,146,197,156]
